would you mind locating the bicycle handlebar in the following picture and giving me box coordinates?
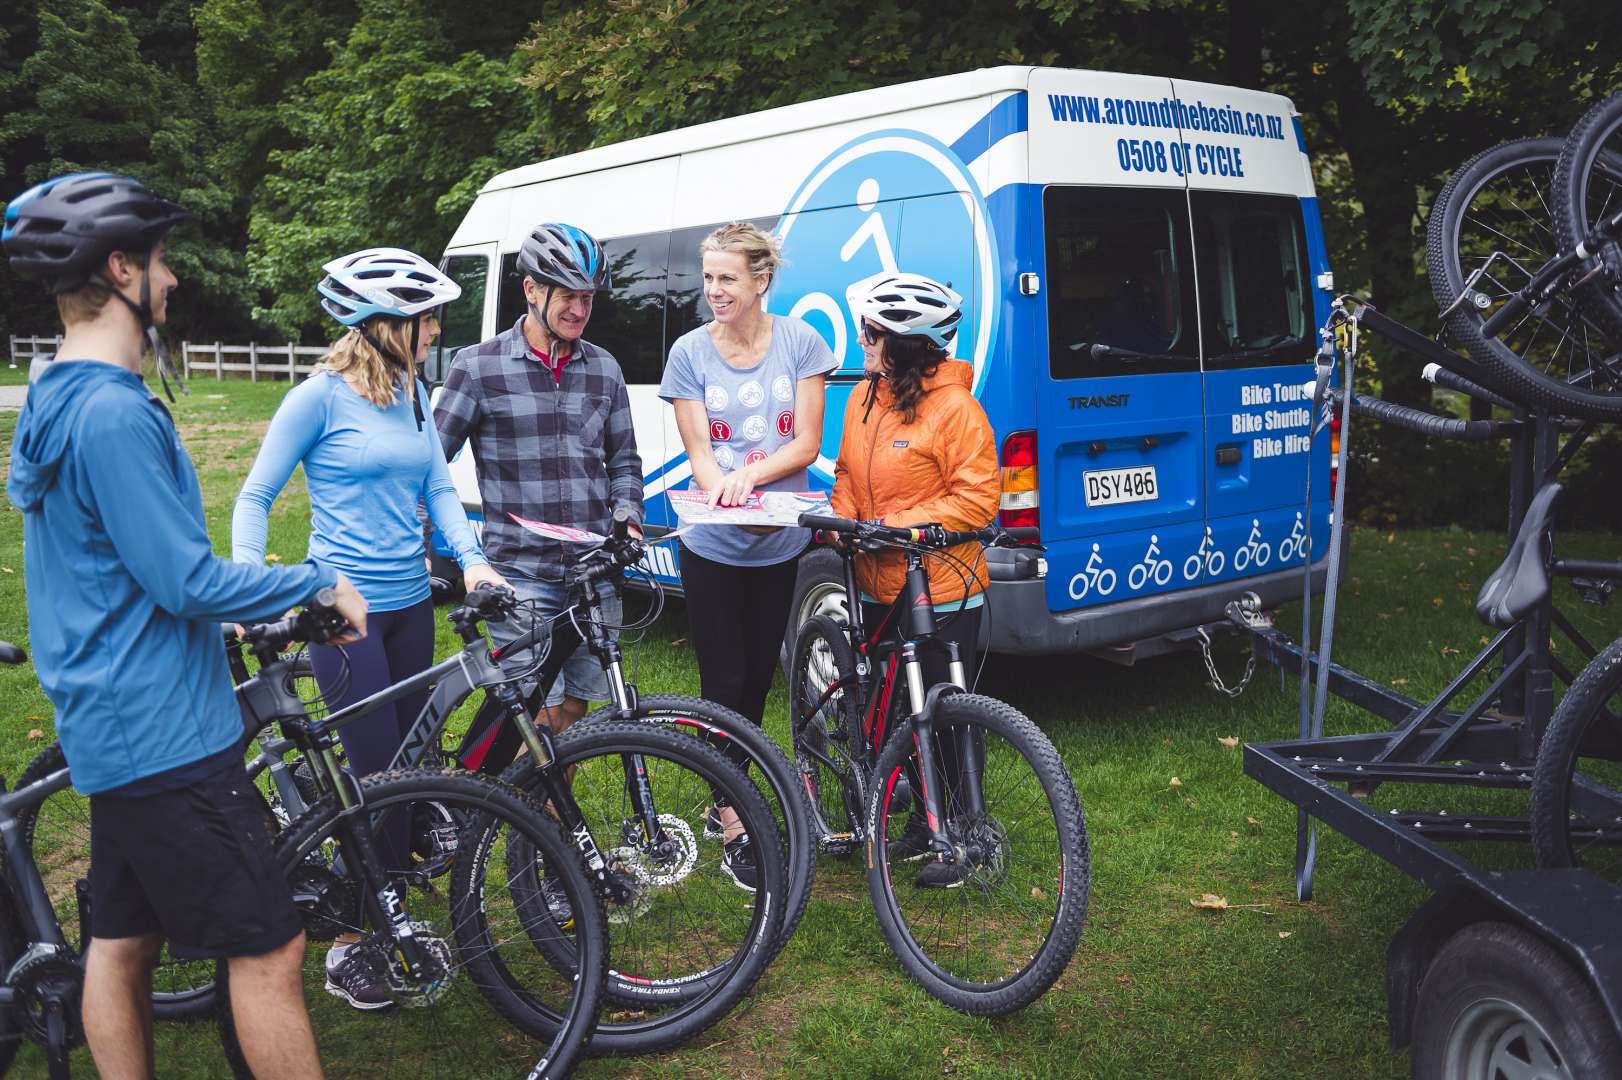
[1481,206,1622,339]
[241,588,347,653]
[799,512,1040,550]
[1329,388,1510,441]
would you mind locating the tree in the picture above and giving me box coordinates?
[246,0,537,335]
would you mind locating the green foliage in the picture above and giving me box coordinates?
[1344,0,1565,105]
[246,0,532,336]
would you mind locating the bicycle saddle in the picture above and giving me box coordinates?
[1475,482,1562,629]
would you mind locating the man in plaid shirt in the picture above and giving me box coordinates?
[434,222,642,734]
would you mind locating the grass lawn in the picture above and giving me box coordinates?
[0,376,1618,1078]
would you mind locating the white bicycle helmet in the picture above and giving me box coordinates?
[317,247,461,327]
[847,271,963,349]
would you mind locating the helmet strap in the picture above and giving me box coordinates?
[529,284,571,360]
[93,250,184,402]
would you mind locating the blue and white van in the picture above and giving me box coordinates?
[427,66,1332,656]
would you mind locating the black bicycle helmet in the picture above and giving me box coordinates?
[517,222,611,292]
[3,171,191,295]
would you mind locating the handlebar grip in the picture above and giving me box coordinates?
[998,527,1041,542]
[799,512,855,532]
[1481,293,1529,339]
[310,587,337,612]
[612,507,631,544]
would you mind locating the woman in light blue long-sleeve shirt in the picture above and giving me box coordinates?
[232,248,504,1009]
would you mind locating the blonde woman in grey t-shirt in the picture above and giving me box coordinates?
[660,222,837,892]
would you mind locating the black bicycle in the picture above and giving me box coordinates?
[0,619,609,1080]
[17,516,794,1058]
[787,513,1090,1015]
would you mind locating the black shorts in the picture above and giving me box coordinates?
[88,759,301,959]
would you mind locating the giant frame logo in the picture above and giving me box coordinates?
[766,128,1001,394]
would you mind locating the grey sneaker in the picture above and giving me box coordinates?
[540,872,574,928]
[324,941,395,1010]
[721,834,759,893]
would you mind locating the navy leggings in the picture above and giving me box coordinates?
[309,596,435,867]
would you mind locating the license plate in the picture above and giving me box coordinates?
[1084,465,1158,507]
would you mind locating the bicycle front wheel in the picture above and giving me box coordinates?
[1428,137,1622,420]
[583,693,817,954]
[214,767,606,1080]
[866,694,1090,1015]
[500,721,788,1056]
[1530,636,1622,881]
[1555,91,1622,342]
[788,614,867,849]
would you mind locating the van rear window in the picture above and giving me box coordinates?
[1045,187,1313,379]
[1045,187,1199,379]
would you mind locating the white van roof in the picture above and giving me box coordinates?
[481,66,1039,193]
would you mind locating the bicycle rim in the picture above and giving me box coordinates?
[1531,639,1622,882]
[866,695,1090,1015]
[1428,137,1622,419]
[14,741,217,1020]
[789,615,867,844]
[215,768,605,1080]
[586,694,818,952]
[1555,91,1622,342]
[503,721,787,1056]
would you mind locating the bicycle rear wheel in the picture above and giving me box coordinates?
[1428,137,1622,419]
[1555,91,1622,341]
[13,741,217,1021]
[866,694,1089,1016]
[788,614,867,849]
[582,694,817,953]
[498,721,787,1056]
[1530,636,1622,882]
[214,767,606,1080]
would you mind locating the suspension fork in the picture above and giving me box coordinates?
[593,628,665,851]
[939,637,988,820]
[311,742,434,980]
[901,642,953,858]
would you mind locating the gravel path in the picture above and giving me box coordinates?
[0,386,25,410]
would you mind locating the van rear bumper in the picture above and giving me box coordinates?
[985,555,1329,655]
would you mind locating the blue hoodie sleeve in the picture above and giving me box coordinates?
[80,399,336,623]
[417,383,487,571]
[233,377,326,566]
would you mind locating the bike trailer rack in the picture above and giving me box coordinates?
[1232,299,1622,1059]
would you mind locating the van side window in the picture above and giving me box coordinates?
[1044,187,1199,379]
[1191,192,1313,368]
[427,253,489,384]
[591,232,670,384]
[497,252,526,332]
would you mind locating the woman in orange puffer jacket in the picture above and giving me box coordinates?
[829,271,1000,885]
[829,271,1000,684]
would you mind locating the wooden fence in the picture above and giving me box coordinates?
[7,334,325,382]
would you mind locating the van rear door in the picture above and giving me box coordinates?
[1169,79,1332,583]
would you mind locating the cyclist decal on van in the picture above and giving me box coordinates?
[770,129,1001,394]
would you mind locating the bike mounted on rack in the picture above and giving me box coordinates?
[1229,291,1622,1072]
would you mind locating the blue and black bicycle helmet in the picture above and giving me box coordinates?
[3,172,190,298]
[518,222,611,292]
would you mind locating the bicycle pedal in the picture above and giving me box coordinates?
[819,833,858,856]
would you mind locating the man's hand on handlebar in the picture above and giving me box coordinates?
[330,573,368,644]
[462,563,510,594]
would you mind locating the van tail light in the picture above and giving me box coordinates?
[1329,412,1342,501]
[999,429,1039,538]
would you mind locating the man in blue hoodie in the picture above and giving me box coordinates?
[4,173,366,1079]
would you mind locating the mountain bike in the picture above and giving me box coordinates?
[1428,132,1622,420]
[17,515,792,1057]
[787,513,1090,1015]
[215,594,609,1078]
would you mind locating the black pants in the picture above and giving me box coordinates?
[310,596,435,867]
[679,543,802,772]
[862,599,984,818]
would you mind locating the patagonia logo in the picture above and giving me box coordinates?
[893,440,909,448]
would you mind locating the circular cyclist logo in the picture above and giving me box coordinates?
[741,414,768,442]
[768,129,1000,392]
[713,445,736,469]
[772,374,793,402]
[738,380,765,408]
[705,385,729,412]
